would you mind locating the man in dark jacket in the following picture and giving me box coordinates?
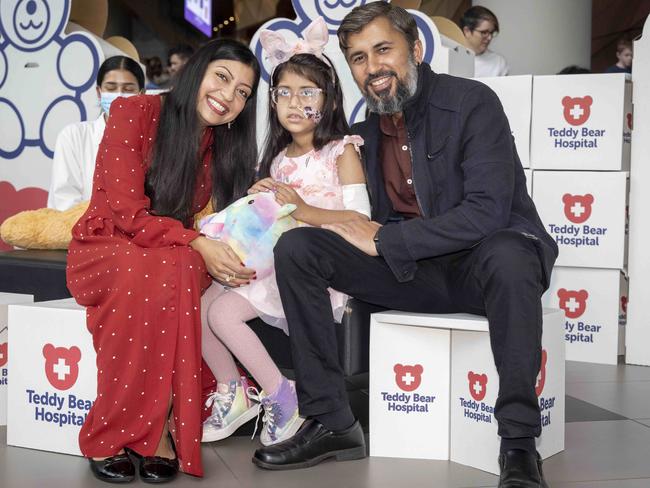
[254,4,557,486]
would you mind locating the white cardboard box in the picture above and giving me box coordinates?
[432,36,475,79]
[475,75,532,168]
[0,292,34,426]
[533,170,628,269]
[7,298,96,456]
[531,73,632,170]
[369,309,564,474]
[542,267,627,365]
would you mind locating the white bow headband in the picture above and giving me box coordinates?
[259,17,335,83]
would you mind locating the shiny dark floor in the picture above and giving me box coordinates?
[2,360,650,488]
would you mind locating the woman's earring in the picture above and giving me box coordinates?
[227,121,232,129]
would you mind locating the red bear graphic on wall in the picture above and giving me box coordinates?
[562,193,594,224]
[42,344,81,391]
[468,371,488,402]
[393,363,423,392]
[562,95,592,126]
[557,288,589,319]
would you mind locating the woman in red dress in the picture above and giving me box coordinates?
[66,39,260,483]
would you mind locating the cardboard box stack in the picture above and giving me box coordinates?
[531,73,631,365]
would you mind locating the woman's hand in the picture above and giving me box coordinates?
[273,182,309,220]
[189,236,255,286]
[247,177,277,194]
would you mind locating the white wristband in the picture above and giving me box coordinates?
[342,183,371,219]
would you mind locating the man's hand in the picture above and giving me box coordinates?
[322,220,382,256]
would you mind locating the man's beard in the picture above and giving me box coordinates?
[363,58,418,115]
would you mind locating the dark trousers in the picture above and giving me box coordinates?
[274,226,547,439]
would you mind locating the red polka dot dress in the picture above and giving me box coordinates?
[67,95,212,477]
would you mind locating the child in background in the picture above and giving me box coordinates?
[200,17,371,446]
[605,39,633,74]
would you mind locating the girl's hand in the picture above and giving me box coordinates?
[190,236,256,286]
[273,182,309,220]
[248,177,277,194]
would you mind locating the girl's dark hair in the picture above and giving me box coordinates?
[258,53,349,178]
[145,38,261,224]
[97,55,145,90]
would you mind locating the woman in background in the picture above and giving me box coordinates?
[47,56,145,211]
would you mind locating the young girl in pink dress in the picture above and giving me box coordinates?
[200,18,371,446]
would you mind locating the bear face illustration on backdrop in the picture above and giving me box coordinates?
[42,343,81,390]
[0,0,100,160]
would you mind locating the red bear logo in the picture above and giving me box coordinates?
[558,288,589,319]
[42,344,81,391]
[468,371,488,402]
[562,95,592,126]
[0,342,7,368]
[394,363,423,392]
[535,349,548,397]
[621,295,628,314]
[562,193,594,224]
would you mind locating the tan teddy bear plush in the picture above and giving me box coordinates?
[0,201,88,250]
[0,201,214,250]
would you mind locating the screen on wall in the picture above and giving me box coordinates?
[184,0,212,37]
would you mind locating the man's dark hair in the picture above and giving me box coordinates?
[168,44,195,63]
[460,6,500,33]
[337,2,418,53]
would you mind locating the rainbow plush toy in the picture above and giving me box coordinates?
[199,192,298,279]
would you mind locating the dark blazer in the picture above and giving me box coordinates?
[352,63,558,284]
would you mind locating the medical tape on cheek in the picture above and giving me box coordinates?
[301,106,323,124]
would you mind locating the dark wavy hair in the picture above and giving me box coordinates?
[258,53,349,178]
[145,39,260,225]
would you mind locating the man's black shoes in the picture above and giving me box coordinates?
[498,449,549,488]
[253,419,367,470]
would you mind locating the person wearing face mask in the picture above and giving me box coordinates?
[47,56,145,211]
[461,6,509,78]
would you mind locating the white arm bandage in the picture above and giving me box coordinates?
[342,183,371,219]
